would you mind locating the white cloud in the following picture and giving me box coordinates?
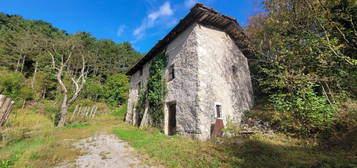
[133,2,174,39]
[184,0,198,8]
[148,2,173,21]
[116,25,125,37]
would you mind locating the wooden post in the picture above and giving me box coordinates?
[70,105,79,121]
[77,106,82,117]
[92,106,97,118]
[0,97,14,127]
[88,106,94,117]
[4,101,14,122]
[0,95,6,107]
[85,106,90,117]
[84,107,89,116]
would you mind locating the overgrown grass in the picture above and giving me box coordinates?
[0,102,120,168]
[65,123,91,128]
[2,101,356,168]
[112,103,127,120]
[113,123,357,168]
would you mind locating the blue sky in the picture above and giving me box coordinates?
[0,0,264,53]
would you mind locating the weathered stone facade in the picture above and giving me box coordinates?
[126,3,255,140]
[195,25,254,140]
[126,23,254,140]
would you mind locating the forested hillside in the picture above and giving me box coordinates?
[0,12,144,167]
[0,12,142,125]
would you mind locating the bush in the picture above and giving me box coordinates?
[112,103,127,120]
[322,100,357,147]
[104,73,129,107]
[82,76,104,102]
[0,69,33,101]
[32,70,57,100]
[269,83,337,137]
[43,101,59,122]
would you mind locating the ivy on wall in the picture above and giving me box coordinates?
[135,89,146,126]
[136,50,167,128]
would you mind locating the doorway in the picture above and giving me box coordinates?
[168,103,176,135]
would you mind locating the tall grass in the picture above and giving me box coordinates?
[113,123,357,168]
[0,101,118,168]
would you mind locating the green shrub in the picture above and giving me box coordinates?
[270,82,337,137]
[32,70,57,100]
[82,76,104,102]
[104,73,129,107]
[112,103,127,119]
[43,101,58,121]
[0,69,32,101]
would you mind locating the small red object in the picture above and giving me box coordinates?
[211,119,224,137]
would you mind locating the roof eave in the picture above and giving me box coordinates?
[126,3,256,76]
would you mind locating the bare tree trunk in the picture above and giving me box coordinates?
[20,55,25,72]
[31,61,38,88]
[70,105,79,121]
[50,51,87,127]
[42,89,46,99]
[21,100,26,109]
[57,94,68,127]
[15,56,21,72]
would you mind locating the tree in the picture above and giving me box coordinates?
[105,74,129,107]
[48,34,88,127]
[244,0,357,136]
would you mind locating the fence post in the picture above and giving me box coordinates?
[70,105,79,121]
[0,95,14,127]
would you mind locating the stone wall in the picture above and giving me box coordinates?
[126,23,254,140]
[196,24,254,140]
[164,24,200,137]
[125,59,152,125]
[126,24,202,138]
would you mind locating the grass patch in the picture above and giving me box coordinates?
[0,113,119,168]
[0,137,45,168]
[112,103,127,120]
[2,101,356,168]
[113,123,224,167]
[65,122,91,128]
[113,123,357,168]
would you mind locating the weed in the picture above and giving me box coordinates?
[65,123,91,128]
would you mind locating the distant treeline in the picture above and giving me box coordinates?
[0,13,142,76]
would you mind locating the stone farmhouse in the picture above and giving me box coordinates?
[125,3,255,140]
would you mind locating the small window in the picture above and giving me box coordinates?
[232,65,238,76]
[137,82,142,93]
[139,68,143,76]
[168,64,175,81]
[215,104,222,118]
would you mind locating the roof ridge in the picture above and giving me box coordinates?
[126,3,255,75]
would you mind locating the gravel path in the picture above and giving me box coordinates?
[57,133,153,168]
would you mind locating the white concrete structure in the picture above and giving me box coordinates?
[125,3,255,140]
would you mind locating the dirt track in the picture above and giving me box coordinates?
[57,133,153,168]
